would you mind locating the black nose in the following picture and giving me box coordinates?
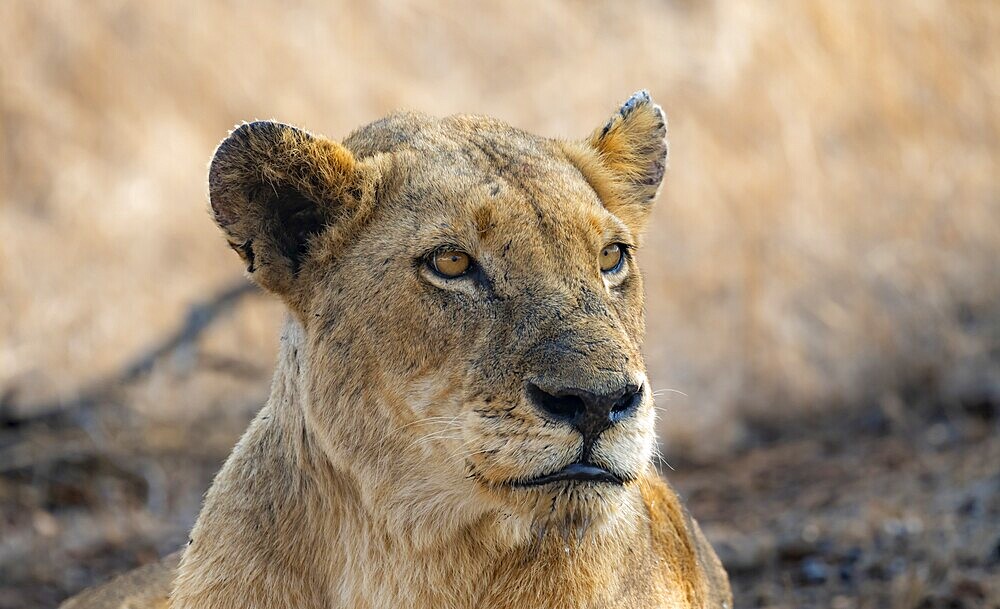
[526,381,643,441]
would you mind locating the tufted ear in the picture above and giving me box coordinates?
[209,121,365,303]
[562,90,668,235]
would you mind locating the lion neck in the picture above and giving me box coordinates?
[260,317,659,607]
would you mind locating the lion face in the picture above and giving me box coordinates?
[208,92,668,545]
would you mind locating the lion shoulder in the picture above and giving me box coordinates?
[639,474,733,608]
[59,552,180,609]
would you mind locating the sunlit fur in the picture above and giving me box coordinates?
[60,91,730,609]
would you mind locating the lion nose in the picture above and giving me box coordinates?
[526,381,643,441]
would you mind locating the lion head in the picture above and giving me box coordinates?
[208,91,668,549]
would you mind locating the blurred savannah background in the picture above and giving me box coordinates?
[1,1,997,607]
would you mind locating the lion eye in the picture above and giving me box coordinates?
[599,243,624,273]
[432,250,472,278]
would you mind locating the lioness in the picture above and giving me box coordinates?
[61,91,731,609]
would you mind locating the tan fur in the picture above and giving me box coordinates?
[59,553,180,609]
[61,91,730,609]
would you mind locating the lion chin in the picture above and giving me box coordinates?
[60,91,731,609]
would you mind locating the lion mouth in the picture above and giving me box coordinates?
[512,462,624,487]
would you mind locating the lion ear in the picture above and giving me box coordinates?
[562,90,668,235]
[209,121,363,302]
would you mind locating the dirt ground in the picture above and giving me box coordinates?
[677,405,1000,608]
[1,303,996,608]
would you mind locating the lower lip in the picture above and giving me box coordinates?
[514,462,624,487]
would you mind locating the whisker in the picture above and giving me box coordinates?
[652,388,688,398]
[651,442,675,471]
[397,415,465,431]
[413,432,466,444]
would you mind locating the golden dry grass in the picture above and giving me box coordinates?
[1,0,997,458]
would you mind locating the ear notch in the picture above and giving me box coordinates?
[209,121,361,299]
[562,90,668,234]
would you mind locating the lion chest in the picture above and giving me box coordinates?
[326,536,687,609]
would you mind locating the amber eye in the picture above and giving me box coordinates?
[600,243,624,273]
[431,250,472,278]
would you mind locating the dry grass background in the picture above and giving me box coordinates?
[0,1,998,606]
